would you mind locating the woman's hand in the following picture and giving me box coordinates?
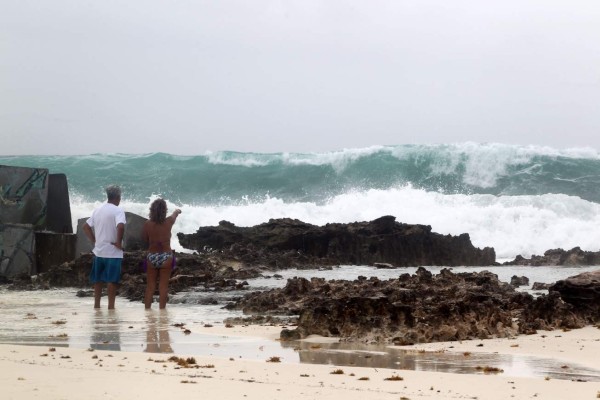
[171,209,182,220]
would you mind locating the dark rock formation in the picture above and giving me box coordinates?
[229,268,526,343]
[518,291,589,333]
[229,267,599,344]
[532,282,551,290]
[510,275,530,287]
[505,247,600,266]
[178,216,496,267]
[549,270,600,319]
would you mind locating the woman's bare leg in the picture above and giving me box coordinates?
[158,258,172,309]
[144,264,158,309]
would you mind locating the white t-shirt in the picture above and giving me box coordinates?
[86,203,127,258]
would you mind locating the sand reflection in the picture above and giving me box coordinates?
[90,309,121,351]
[144,310,173,354]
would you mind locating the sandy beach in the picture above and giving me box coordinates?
[2,324,599,400]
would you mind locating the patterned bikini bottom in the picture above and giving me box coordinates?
[146,252,173,268]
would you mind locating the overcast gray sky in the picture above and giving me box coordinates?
[1,1,599,155]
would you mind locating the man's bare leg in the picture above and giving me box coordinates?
[107,283,117,310]
[94,283,103,308]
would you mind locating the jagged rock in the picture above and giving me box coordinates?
[532,282,551,290]
[178,216,496,267]
[280,328,303,341]
[230,268,523,344]
[510,275,530,287]
[518,291,586,332]
[374,263,395,269]
[505,247,600,266]
[550,270,600,319]
[229,267,598,343]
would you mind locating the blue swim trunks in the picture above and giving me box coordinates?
[90,256,122,284]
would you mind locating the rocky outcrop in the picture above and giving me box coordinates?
[532,282,551,290]
[518,291,590,333]
[229,268,528,343]
[549,270,600,318]
[229,267,599,344]
[178,216,496,267]
[510,275,529,287]
[505,247,600,266]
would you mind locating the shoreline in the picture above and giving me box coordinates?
[2,325,599,400]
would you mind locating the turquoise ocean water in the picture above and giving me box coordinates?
[2,142,600,260]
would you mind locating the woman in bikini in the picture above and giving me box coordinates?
[143,198,182,309]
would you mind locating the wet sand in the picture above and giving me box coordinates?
[2,284,600,399]
[2,324,599,400]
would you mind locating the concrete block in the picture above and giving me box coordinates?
[46,174,73,233]
[35,232,77,273]
[0,223,36,277]
[0,165,49,229]
[75,212,148,255]
[123,212,148,251]
[75,218,93,256]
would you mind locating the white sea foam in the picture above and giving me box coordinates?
[70,187,600,260]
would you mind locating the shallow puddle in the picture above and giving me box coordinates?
[280,340,600,382]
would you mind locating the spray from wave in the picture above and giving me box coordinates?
[69,186,600,261]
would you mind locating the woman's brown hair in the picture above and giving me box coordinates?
[149,198,167,223]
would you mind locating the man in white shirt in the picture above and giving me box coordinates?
[83,185,126,309]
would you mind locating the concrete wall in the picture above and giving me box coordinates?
[0,165,49,228]
[0,224,36,277]
[35,232,77,274]
[46,174,73,234]
[1,166,77,278]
